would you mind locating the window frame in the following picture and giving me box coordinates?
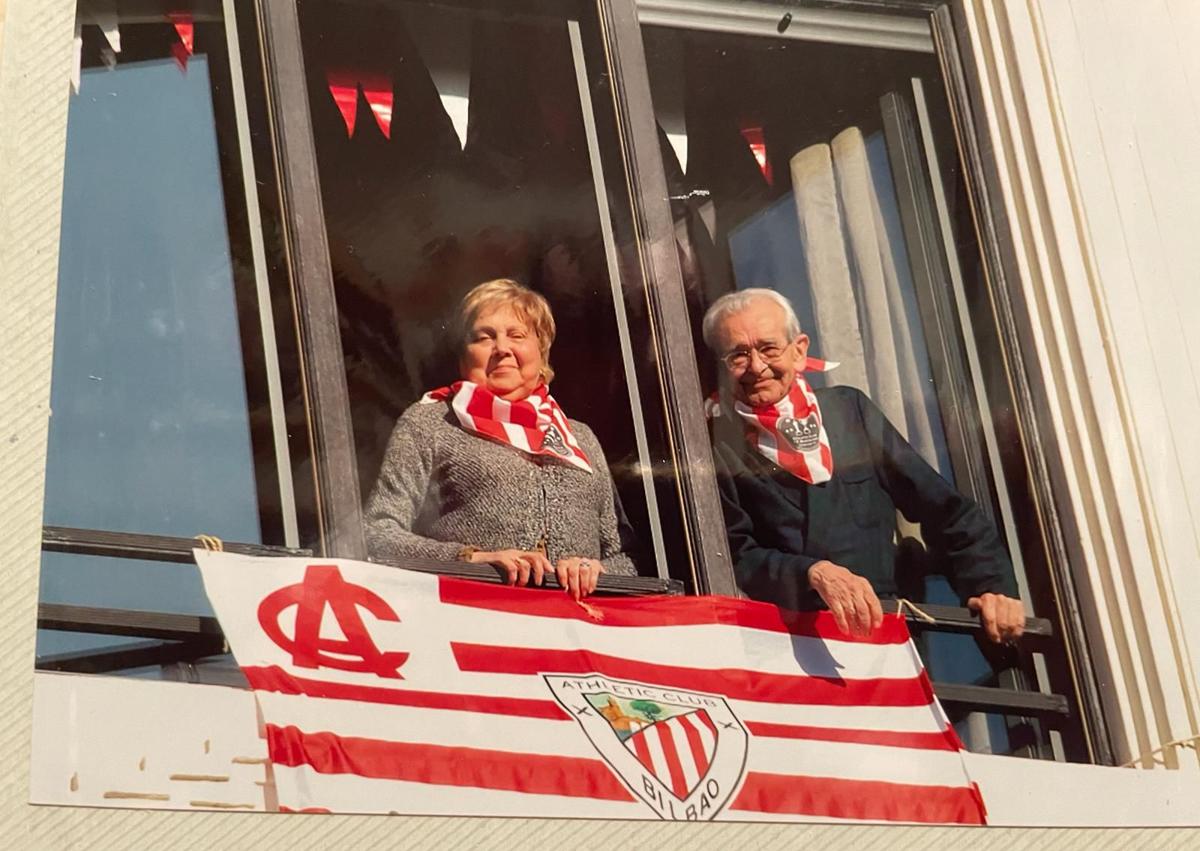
[255,0,367,560]
[602,0,1113,762]
[624,0,1114,762]
[930,1,1114,764]
[244,0,1113,762]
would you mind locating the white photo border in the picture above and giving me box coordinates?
[0,0,1190,845]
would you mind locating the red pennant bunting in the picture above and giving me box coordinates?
[327,71,360,138]
[326,69,393,139]
[361,76,393,139]
[168,12,194,72]
[740,126,772,186]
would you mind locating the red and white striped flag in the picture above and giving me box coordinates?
[194,551,986,824]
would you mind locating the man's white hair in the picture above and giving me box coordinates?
[701,288,803,351]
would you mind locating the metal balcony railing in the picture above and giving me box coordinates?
[37,526,1066,725]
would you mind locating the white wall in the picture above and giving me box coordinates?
[954,0,1200,767]
[1034,0,1200,717]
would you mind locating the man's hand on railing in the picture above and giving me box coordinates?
[807,559,884,638]
[967,592,1026,644]
[807,558,1028,645]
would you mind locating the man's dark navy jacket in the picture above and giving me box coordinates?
[711,385,1018,612]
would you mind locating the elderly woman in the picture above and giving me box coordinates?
[364,278,636,598]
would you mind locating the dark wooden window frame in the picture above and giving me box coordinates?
[242,0,1112,761]
[595,0,738,595]
[930,1,1115,765]
[255,0,366,559]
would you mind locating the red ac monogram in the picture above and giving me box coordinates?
[257,564,409,678]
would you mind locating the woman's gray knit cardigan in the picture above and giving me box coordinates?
[364,400,636,575]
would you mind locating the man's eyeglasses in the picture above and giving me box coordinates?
[721,342,788,370]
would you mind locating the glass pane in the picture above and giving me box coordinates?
[34,629,167,680]
[641,14,1071,758]
[43,2,291,545]
[38,0,296,676]
[298,0,688,584]
[36,551,216,677]
[39,553,212,615]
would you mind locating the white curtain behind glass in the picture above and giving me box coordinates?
[788,127,949,476]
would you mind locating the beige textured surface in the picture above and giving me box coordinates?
[0,0,1195,846]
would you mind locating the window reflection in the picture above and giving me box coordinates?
[39,3,290,675]
[48,51,261,542]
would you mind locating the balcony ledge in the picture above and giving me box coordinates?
[30,671,1200,825]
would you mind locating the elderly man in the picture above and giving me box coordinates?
[703,288,1024,643]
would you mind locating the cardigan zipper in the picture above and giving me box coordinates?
[537,477,549,555]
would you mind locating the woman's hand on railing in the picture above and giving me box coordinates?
[554,556,605,601]
[468,549,553,587]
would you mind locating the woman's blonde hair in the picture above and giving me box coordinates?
[457,279,557,383]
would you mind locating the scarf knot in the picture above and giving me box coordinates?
[421,381,593,474]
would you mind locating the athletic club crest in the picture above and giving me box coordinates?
[545,674,748,820]
[540,424,571,457]
[777,413,821,452]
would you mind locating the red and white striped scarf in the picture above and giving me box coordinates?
[713,357,837,484]
[421,381,593,474]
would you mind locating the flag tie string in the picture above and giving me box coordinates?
[193,535,227,651]
[194,534,224,552]
[895,598,937,624]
